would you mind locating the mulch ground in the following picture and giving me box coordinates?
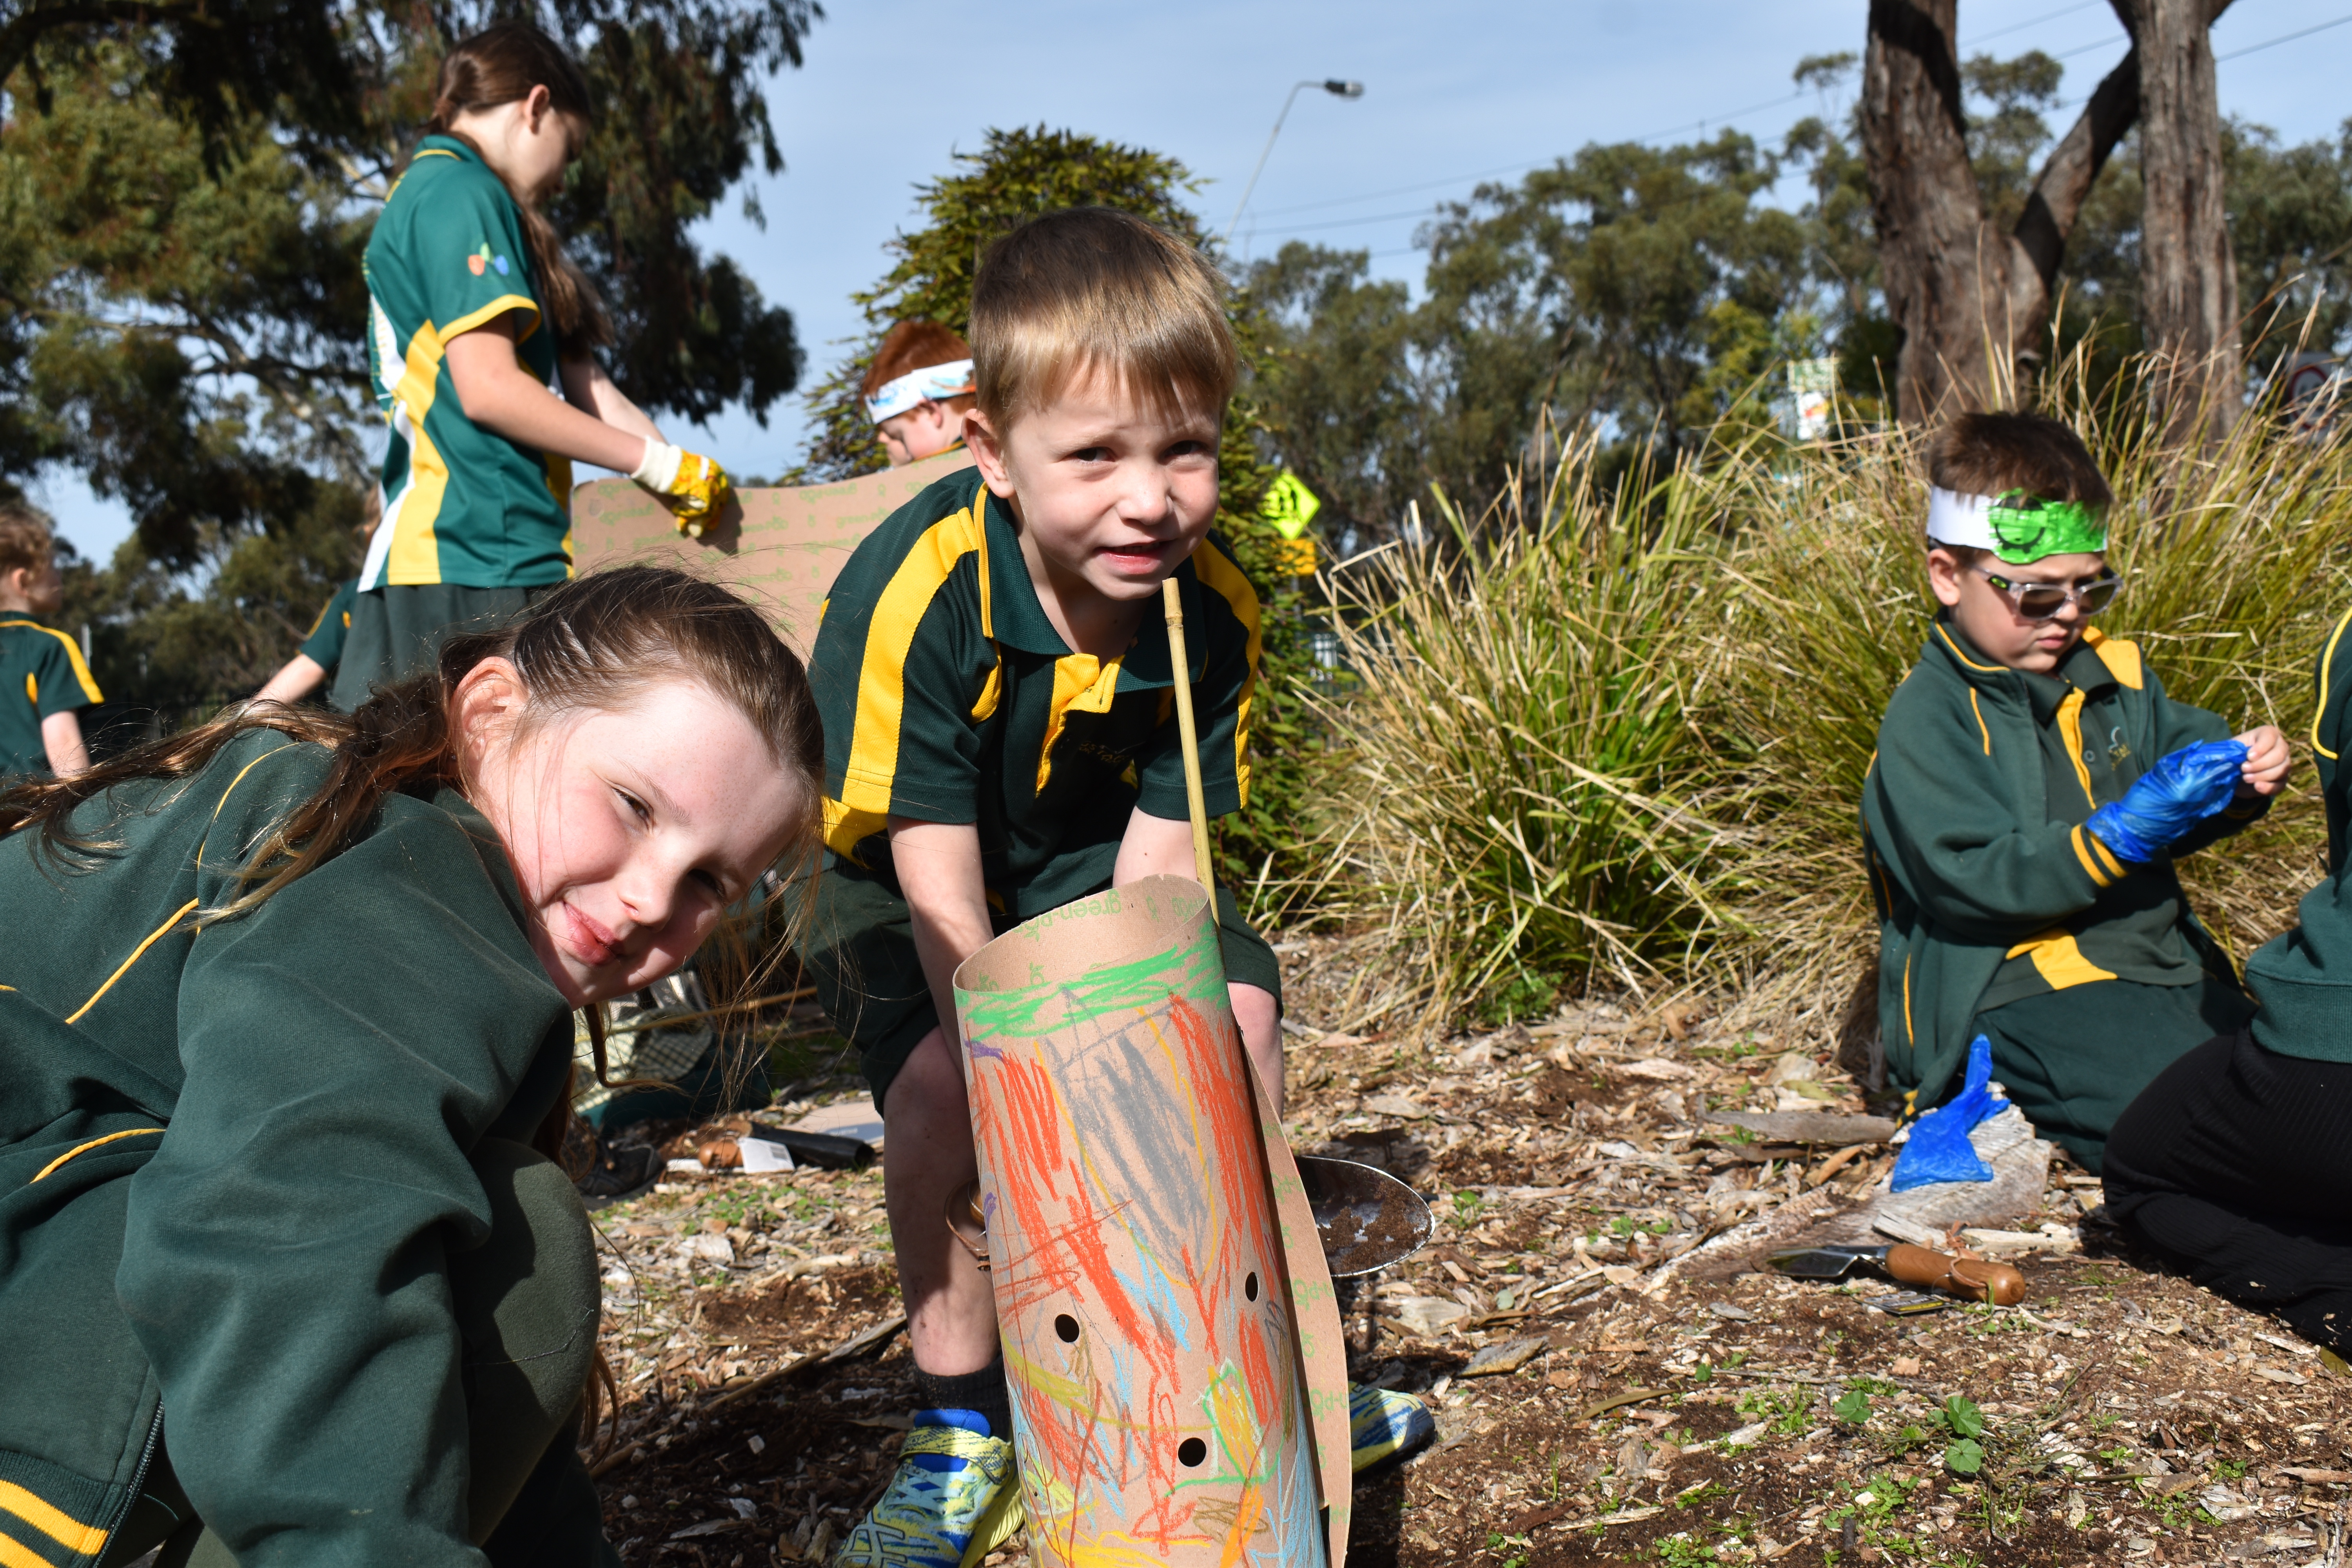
[580,947,2352,1566]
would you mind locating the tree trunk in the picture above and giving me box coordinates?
[2112,0,2239,445]
[1864,1,2140,423]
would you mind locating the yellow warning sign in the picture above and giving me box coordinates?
[1258,470,1322,540]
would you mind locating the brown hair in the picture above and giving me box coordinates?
[423,22,613,347]
[862,320,976,414]
[0,500,55,579]
[1929,412,2113,507]
[968,207,1236,428]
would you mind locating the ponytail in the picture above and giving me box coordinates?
[421,22,613,348]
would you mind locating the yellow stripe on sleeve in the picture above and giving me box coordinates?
[0,1478,110,1555]
[2070,824,2114,888]
[1187,541,1264,804]
[0,620,103,704]
[838,505,989,823]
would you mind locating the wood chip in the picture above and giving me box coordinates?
[1704,1110,1899,1145]
[1460,1337,1550,1378]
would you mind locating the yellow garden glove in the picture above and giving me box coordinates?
[632,439,734,537]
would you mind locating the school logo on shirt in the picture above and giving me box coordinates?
[466,241,510,278]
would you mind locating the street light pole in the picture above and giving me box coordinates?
[1221,78,1365,247]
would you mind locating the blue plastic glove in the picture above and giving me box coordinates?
[2083,738,2248,864]
[1890,1035,2008,1191]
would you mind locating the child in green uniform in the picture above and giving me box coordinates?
[254,576,359,706]
[0,566,821,1567]
[0,502,98,779]
[2105,603,2352,1350]
[1862,412,2291,1171]
[333,22,732,711]
[864,320,976,467]
[802,208,1429,1568]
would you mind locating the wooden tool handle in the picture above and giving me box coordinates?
[1160,577,1216,893]
[1885,1243,2027,1306]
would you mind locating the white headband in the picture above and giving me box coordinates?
[1926,485,2107,564]
[865,359,975,425]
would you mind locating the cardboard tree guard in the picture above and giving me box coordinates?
[567,446,978,651]
[953,876,1350,1567]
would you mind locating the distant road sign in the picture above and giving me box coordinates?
[1259,470,1323,540]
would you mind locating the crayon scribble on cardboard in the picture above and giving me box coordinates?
[954,876,1346,1566]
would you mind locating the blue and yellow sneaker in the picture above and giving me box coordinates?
[1347,1383,1436,1473]
[833,1410,1023,1568]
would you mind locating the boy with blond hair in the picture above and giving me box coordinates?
[1862,412,2290,1172]
[803,207,1428,1568]
[0,503,99,779]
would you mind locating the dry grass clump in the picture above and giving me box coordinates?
[1298,434,1737,1029]
[1301,352,2352,1037]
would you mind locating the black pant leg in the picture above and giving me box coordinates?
[2106,1029,2352,1350]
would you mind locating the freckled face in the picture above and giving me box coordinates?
[1929,548,2107,674]
[465,675,800,1005]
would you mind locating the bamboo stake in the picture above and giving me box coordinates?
[1160,577,1217,893]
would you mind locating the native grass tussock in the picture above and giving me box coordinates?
[1292,353,2352,1042]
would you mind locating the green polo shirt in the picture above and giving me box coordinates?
[360,134,572,592]
[0,619,102,777]
[2247,606,2352,1061]
[809,465,1263,919]
[296,578,359,671]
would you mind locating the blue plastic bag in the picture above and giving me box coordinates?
[1890,1035,2008,1191]
[2084,739,2247,864]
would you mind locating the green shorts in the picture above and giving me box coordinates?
[329,582,551,711]
[800,864,1285,1112]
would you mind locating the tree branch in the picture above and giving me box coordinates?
[0,0,218,108]
[2012,47,2141,294]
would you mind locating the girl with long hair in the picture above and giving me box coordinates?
[333,22,733,711]
[0,566,822,1566]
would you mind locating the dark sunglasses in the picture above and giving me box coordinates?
[1972,564,2123,622]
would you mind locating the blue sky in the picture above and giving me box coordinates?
[35,0,2352,561]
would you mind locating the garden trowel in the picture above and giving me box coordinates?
[1764,1241,2025,1305]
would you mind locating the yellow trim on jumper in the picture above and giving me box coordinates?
[1901,953,1915,1049]
[2005,927,2118,989]
[66,900,200,1025]
[20,671,29,704]
[0,619,103,703]
[2055,688,2098,808]
[1035,652,1125,795]
[2091,831,2125,880]
[2080,626,2142,690]
[2069,824,2116,888]
[2315,607,2352,762]
[1967,689,1991,755]
[0,1477,110,1554]
[1934,623,2003,674]
[29,1126,164,1185]
[0,1530,49,1568]
[383,295,539,586]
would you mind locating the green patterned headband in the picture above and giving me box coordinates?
[1926,487,2107,564]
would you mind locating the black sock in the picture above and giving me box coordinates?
[912,1357,1013,1440]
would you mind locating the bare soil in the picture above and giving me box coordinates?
[583,944,2352,1566]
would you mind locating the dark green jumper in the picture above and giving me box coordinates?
[0,731,608,1567]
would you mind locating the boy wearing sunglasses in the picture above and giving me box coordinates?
[1861,412,2291,1172]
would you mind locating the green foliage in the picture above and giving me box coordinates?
[1831,1388,1871,1425]
[1940,1396,1985,1440]
[791,126,1209,483]
[1295,426,1733,1019]
[1943,1437,1985,1475]
[3,1,811,717]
